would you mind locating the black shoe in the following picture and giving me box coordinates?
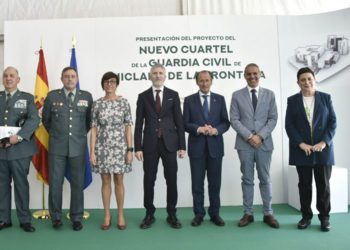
[210,215,225,226]
[320,220,331,232]
[72,221,83,231]
[297,218,311,229]
[0,221,12,230]
[20,223,35,232]
[191,215,204,227]
[52,220,63,229]
[166,215,182,229]
[140,215,155,229]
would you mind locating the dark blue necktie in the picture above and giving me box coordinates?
[202,95,209,120]
[251,89,257,111]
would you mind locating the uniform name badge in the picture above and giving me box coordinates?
[77,100,88,107]
[14,99,27,109]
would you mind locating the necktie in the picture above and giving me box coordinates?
[202,95,209,120]
[67,92,74,107]
[6,93,11,106]
[251,89,257,112]
[155,90,161,114]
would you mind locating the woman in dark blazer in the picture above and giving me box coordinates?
[285,67,336,232]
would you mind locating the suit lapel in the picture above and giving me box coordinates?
[160,87,169,116]
[0,92,5,108]
[312,91,321,126]
[297,92,309,124]
[244,87,254,112]
[146,87,157,115]
[8,90,22,107]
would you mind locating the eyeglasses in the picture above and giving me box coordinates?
[103,79,117,85]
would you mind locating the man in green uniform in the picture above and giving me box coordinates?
[42,67,92,231]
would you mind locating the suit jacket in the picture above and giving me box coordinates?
[230,86,278,151]
[183,92,230,158]
[134,86,186,153]
[285,91,336,166]
[42,88,93,157]
[0,90,40,160]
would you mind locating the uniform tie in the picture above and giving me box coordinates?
[67,92,74,107]
[6,93,11,106]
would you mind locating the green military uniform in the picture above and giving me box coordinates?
[0,89,40,225]
[42,88,92,223]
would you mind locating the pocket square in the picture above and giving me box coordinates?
[168,98,173,101]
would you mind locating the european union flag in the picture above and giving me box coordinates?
[64,46,93,189]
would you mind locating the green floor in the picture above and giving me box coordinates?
[1,205,349,250]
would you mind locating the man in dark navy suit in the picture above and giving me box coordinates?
[134,64,186,229]
[183,70,230,226]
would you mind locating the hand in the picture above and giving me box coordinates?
[9,135,19,145]
[135,151,144,161]
[125,151,133,164]
[198,126,210,135]
[299,142,314,156]
[90,153,97,166]
[248,135,262,148]
[312,141,326,152]
[178,150,186,158]
[207,127,218,136]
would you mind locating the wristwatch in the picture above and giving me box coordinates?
[127,147,134,152]
[17,135,23,142]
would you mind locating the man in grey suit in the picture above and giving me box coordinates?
[42,66,93,231]
[0,67,40,232]
[230,63,279,228]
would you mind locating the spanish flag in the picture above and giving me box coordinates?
[32,48,49,183]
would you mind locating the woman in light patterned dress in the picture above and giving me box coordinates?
[90,72,133,230]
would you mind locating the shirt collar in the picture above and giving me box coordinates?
[63,88,77,96]
[247,85,259,93]
[198,91,211,97]
[5,89,18,97]
[152,86,164,93]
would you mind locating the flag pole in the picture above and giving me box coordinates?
[32,45,51,220]
[33,182,50,219]
[65,36,90,220]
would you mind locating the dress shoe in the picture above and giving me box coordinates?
[140,215,155,229]
[166,215,182,229]
[52,220,63,229]
[117,224,127,230]
[210,215,225,226]
[72,221,83,231]
[238,214,254,227]
[320,220,331,232]
[191,215,204,227]
[20,223,35,232]
[0,221,12,230]
[263,215,280,229]
[297,218,311,229]
[101,217,112,230]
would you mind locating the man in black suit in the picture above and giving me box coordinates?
[134,64,186,229]
[183,70,230,227]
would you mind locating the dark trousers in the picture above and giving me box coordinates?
[48,154,85,222]
[143,138,178,216]
[0,157,31,224]
[190,145,222,217]
[296,165,332,221]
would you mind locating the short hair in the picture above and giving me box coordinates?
[195,70,213,83]
[3,66,19,76]
[297,67,315,81]
[61,66,78,77]
[101,71,119,89]
[150,63,166,72]
[244,63,260,74]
